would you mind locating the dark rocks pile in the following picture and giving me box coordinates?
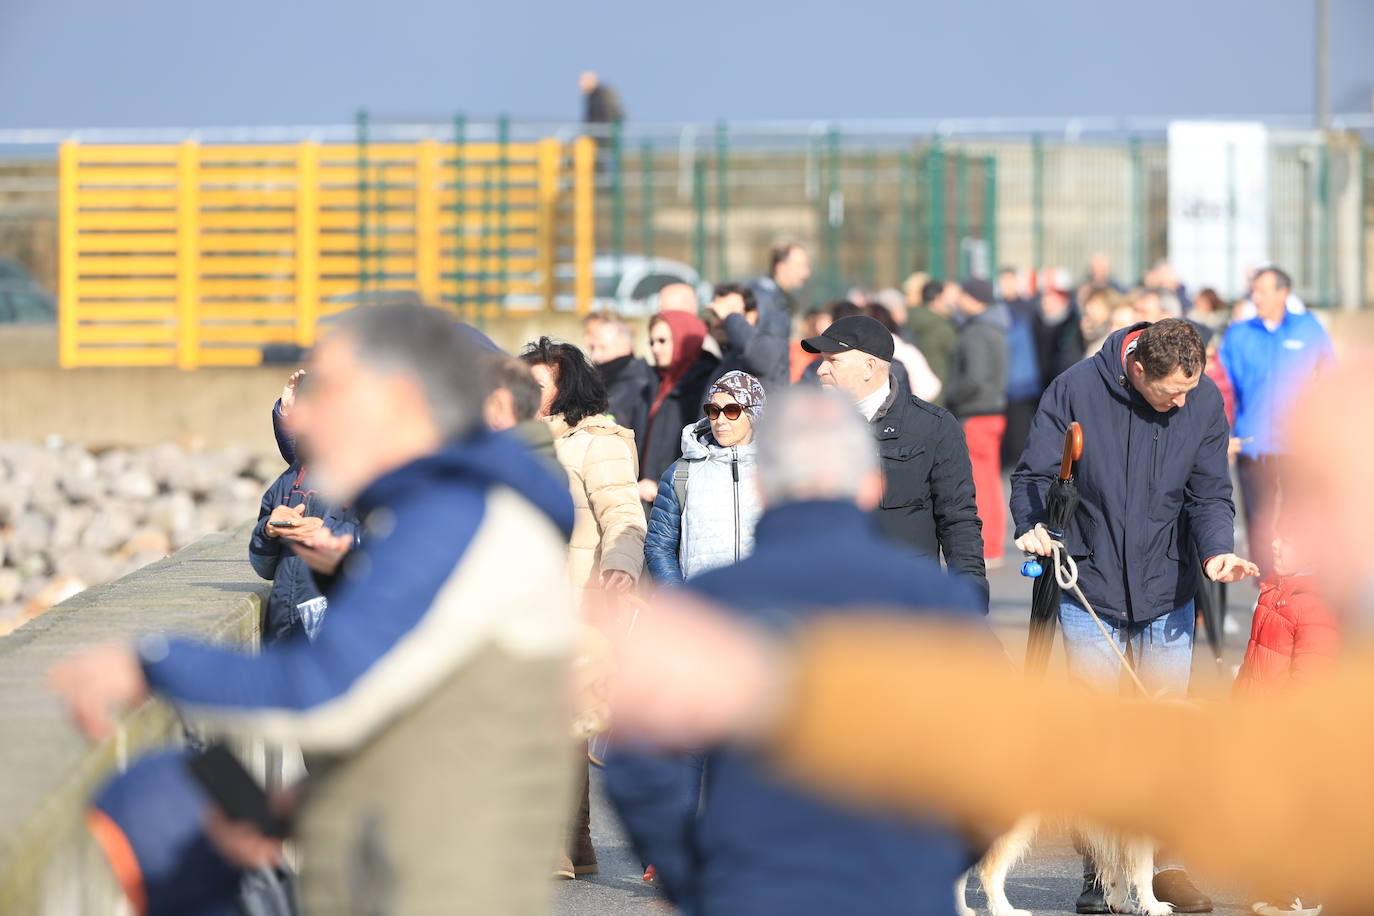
[0,440,282,633]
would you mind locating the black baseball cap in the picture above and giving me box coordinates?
[800,315,895,362]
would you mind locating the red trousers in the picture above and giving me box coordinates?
[962,414,1006,561]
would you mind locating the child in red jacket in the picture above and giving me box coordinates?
[1234,524,1341,915]
[1233,527,1342,700]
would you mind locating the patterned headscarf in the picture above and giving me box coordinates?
[708,370,767,422]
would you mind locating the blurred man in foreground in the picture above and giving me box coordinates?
[50,305,578,915]
[605,388,987,915]
[609,353,1374,910]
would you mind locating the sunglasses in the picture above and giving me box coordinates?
[703,402,752,421]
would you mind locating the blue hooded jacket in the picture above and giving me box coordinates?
[605,499,986,916]
[1010,323,1235,623]
[141,431,574,744]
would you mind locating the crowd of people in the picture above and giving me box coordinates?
[41,238,1343,916]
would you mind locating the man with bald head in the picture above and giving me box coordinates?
[586,315,654,446]
[657,283,699,315]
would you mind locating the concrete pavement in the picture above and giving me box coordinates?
[556,546,1258,915]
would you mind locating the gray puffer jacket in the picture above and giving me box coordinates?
[643,420,762,585]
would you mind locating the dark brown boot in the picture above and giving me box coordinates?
[1153,869,1213,913]
[569,760,598,876]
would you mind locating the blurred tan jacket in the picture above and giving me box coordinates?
[545,414,646,599]
[767,617,1374,908]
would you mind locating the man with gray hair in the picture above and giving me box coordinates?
[49,304,579,915]
[586,315,654,444]
[604,385,987,915]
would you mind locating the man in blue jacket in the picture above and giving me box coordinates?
[605,387,987,916]
[1012,317,1258,914]
[1220,266,1335,575]
[49,305,579,915]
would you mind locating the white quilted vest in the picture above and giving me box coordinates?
[676,420,762,580]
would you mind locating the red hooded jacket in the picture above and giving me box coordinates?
[1233,575,1341,700]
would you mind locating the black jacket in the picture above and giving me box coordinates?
[639,354,720,486]
[944,310,1008,419]
[1010,323,1235,623]
[871,381,989,608]
[706,306,792,398]
[598,354,654,448]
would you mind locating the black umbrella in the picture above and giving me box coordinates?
[1023,422,1083,677]
[1194,563,1227,665]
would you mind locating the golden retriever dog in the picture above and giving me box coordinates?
[955,815,1172,916]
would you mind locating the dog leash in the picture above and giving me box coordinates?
[1045,538,1150,697]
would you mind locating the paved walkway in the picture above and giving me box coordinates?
[557,542,1258,915]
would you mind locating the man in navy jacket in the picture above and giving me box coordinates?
[1011,318,1258,913]
[605,387,987,916]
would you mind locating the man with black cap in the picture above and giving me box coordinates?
[944,276,1010,567]
[804,314,988,607]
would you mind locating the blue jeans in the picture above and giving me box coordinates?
[1059,596,1195,874]
[1058,596,1195,697]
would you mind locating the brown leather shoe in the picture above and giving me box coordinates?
[1153,869,1213,913]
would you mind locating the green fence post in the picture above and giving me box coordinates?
[954,150,968,279]
[1317,139,1331,309]
[641,139,654,260]
[355,108,370,296]
[611,119,624,280]
[1129,136,1145,284]
[927,136,944,280]
[898,148,914,282]
[715,119,729,281]
[863,148,878,287]
[983,154,998,282]
[1031,133,1044,273]
[451,114,466,322]
[825,127,842,301]
[692,155,707,279]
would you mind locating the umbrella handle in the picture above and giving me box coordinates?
[1059,422,1084,480]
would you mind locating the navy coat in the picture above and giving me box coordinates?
[604,499,987,916]
[1010,323,1235,623]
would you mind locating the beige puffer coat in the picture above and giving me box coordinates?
[545,414,646,599]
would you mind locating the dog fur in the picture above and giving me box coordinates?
[955,815,1173,916]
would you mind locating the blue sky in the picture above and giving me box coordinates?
[1,0,1371,128]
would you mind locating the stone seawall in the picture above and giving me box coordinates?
[0,522,267,914]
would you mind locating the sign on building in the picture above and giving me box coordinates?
[1167,121,1269,300]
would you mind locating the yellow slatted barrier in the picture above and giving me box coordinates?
[61,136,593,367]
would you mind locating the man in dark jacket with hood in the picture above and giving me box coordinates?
[805,315,988,608]
[605,387,987,916]
[1011,317,1258,914]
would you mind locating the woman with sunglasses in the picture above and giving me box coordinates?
[637,310,720,505]
[644,370,767,586]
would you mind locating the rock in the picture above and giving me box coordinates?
[49,504,96,551]
[79,511,136,554]
[147,491,196,535]
[109,469,157,501]
[50,549,117,588]
[0,568,20,604]
[57,449,101,502]
[119,526,171,559]
[4,513,52,567]
[253,453,287,483]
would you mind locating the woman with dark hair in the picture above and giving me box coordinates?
[520,337,645,604]
[636,311,719,504]
[519,337,645,882]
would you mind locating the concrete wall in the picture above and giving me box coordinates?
[0,522,267,914]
